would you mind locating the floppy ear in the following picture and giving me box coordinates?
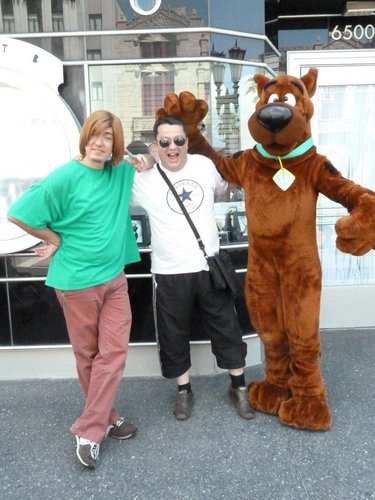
[301,68,318,98]
[253,73,272,98]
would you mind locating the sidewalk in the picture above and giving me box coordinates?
[0,328,374,500]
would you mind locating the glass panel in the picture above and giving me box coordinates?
[9,280,69,345]
[211,33,270,66]
[89,14,102,31]
[5,255,68,345]
[2,253,157,346]
[60,66,86,125]
[127,275,155,342]
[88,60,263,245]
[128,0,161,16]
[209,62,259,154]
[88,60,259,152]
[316,84,375,285]
[5,254,49,279]
[14,33,274,65]
[52,14,64,32]
[2,14,15,33]
[118,0,209,26]
[0,279,11,346]
[9,1,210,34]
[209,0,264,33]
[17,37,86,61]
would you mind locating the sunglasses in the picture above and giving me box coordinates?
[158,136,186,148]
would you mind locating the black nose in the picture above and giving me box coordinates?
[257,104,292,132]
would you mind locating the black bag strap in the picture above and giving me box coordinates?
[156,163,208,257]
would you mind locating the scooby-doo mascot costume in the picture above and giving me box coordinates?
[156,68,375,431]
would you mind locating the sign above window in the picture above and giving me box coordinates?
[130,0,161,16]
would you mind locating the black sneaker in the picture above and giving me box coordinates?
[174,390,194,420]
[108,417,137,440]
[75,435,100,469]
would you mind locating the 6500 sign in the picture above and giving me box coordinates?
[331,24,375,41]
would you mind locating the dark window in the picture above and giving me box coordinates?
[87,49,102,60]
[91,82,103,101]
[51,0,63,11]
[2,0,15,31]
[26,0,43,32]
[1,0,12,14]
[52,14,64,31]
[89,14,102,31]
[3,14,15,32]
[141,71,174,115]
[140,40,175,58]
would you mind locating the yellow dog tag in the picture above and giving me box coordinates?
[273,157,295,191]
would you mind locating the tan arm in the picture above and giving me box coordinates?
[7,216,61,259]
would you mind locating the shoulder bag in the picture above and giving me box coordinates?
[156,163,242,297]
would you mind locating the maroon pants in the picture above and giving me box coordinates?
[55,273,132,443]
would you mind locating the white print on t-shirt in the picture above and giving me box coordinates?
[166,179,204,214]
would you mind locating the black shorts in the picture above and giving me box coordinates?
[153,270,247,378]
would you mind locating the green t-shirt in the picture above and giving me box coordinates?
[8,159,140,290]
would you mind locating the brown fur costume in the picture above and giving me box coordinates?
[156,68,375,431]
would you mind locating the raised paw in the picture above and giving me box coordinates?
[155,91,208,135]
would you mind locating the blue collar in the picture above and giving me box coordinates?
[256,137,314,160]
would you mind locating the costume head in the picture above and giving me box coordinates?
[248,68,317,156]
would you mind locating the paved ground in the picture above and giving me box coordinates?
[0,328,374,500]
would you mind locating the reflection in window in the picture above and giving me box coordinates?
[52,13,64,32]
[28,14,40,32]
[140,38,176,58]
[317,84,375,286]
[1,0,14,32]
[51,0,63,11]
[60,65,86,125]
[3,14,15,32]
[91,82,103,101]
[51,37,64,59]
[87,49,102,60]
[89,14,102,31]
[27,0,42,33]
[138,36,176,115]
[129,0,161,16]
[142,70,174,115]
[52,0,63,30]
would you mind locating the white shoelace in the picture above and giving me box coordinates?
[78,437,100,459]
[105,416,124,437]
[114,417,124,428]
[105,417,125,437]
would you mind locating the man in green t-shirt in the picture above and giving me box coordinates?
[8,110,148,470]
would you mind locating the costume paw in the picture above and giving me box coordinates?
[155,91,208,138]
[335,193,375,256]
[248,381,291,415]
[278,395,332,431]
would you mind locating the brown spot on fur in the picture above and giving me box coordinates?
[324,160,340,176]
